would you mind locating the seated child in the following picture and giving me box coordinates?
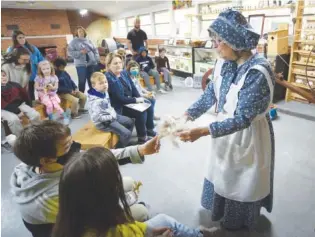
[11,120,160,236]
[126,60,160,121]
[1,69,40,136]
[95,52,108,74]
[52,146,217,237]
[87,72,134,148]
[54,58,87,119]
[136,46,167,94]
[35,60,69,124]
[155,48,173,90]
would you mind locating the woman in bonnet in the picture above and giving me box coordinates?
[177,9,275,235]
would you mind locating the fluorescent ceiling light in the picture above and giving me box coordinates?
[80,9,88,16]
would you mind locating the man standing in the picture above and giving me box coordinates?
[127,17,148,57]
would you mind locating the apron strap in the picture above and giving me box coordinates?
[250,65,274,106]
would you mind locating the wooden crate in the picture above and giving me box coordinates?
[72,121,119,150]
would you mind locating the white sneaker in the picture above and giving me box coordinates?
[200,226,223,237]
[158,89,167,94]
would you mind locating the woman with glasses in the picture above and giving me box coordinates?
[7,30,44,100]
[2,47,32,89]
[177,9,275,235]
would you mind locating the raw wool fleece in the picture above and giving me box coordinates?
[158,116,189,147]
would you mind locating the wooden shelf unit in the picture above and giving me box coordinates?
[286,0,315,103]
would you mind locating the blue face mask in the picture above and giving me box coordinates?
[130,69,139,77]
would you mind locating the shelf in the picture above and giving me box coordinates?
[293,61,315,67]
[195,61,215,65]
[241,5,291,12]
[200,0,232,6]
[295,40,315,44]
[194,47,217,52]
[160,44,193,49]
[291,82,315,90]
[171,68,192,74]
[166,55,192,60]
[294,50,315,56]
[292,71,315,78]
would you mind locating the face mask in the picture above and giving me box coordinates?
[130,69,139,77]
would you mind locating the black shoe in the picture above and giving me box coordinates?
[169,84,173,90]
[137,136,152,144]
[79,109,88,114]
[147,129,157,137]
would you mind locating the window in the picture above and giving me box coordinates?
[111,21,117,37]
[6,25,19,30]
[200,20,213,38]
[174,8,195,37]
[127,17,135,32]
[117,19,127,37]
[139,14,152,36]
[50,24,60,29]
[154,11,170,36]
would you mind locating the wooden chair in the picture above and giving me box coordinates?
[72,121,119,150]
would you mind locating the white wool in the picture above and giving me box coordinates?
[158,116,189,147]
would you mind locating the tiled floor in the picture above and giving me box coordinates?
[1,68,315,237]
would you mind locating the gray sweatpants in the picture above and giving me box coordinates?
[140,69,161,91]
[1,103,40,136]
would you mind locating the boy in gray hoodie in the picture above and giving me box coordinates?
[11,120,160,236]
[87,72,134,148]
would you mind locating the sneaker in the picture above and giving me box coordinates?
[137,136,151,145]
[158,89,167,94]
[200,226,223,237]
[79,109,88,114]
[153,115,161,121]
[1,142,12,154]
[147,129,157,137]
[71,114,82,119]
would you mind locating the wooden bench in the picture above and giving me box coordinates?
[72,121,119,150]
[139,72,173,88]
[21,98,72,126]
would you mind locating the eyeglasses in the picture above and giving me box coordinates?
[19,58,30,63]
[17,36,25,40]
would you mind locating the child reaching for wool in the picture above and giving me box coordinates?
[35,60,69,123]
[52,146,217,237]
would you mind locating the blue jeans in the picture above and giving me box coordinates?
[140,69,161,91]
[101,115,134,147]
[144,98,155,130]
[146,214,202,237]
[76,65,96,93]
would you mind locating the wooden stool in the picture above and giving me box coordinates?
[72,121,119,150]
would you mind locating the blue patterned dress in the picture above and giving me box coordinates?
[187,53,275,230]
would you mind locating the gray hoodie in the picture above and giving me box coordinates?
[10,146,144,224]
[67,37,100,67]
[87,92,117,130]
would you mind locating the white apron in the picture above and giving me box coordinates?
[207,64,274,202]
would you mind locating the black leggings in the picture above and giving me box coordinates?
[28,81,35,101]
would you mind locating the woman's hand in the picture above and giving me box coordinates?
[152,227,173,237]
[176,127,210,143]
[136,97,145,103]
[81,49,87,54]
[138,136,161,156]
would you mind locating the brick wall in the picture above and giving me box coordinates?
[1,9,108,58]
[66,10,108,35]
[1,9,71,37]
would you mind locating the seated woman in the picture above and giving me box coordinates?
[105,53,156,144]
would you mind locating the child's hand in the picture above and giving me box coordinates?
[152,228,173,237]
[47,84,54,90]
[17,112,25,118]
[138,136,160,156]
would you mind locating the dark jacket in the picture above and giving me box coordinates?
[55,70,77,94]
[95,63,106,74]
[136,47,155,73]
[1,82,31,114]
[155,56,171,71]
[105,70,140,114]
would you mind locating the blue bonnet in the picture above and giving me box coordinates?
[208,9,260,51]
